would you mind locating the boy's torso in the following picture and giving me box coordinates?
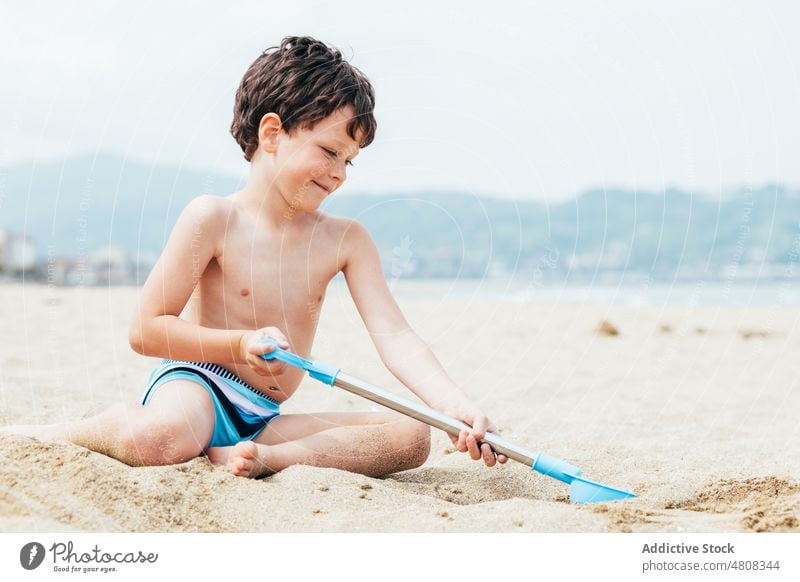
[182,196,348,402]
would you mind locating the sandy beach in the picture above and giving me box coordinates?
[0,281,797,533]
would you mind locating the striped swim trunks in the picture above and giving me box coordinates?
[141,359,281,448]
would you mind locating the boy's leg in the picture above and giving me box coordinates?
[206,411,431,478]
[0,380,215,467]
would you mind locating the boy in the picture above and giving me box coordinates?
[3,36,507,478]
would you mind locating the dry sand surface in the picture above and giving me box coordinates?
[0,282,798,532]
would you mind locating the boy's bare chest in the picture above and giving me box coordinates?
[194,228,341,331]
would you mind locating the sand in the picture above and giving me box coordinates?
[0,282,798,532]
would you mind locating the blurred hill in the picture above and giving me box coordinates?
[2,153,798,282]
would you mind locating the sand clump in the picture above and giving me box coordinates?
[666,477,800,532]
[592,505,665,533]
[596,320,620,336]
[741,502,799,532]
[739,329,774,340]
[669,476,799,509]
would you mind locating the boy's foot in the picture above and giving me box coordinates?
[226,441,276,479]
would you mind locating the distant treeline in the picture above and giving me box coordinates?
[3,154,799,281]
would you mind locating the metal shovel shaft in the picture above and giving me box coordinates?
[260,341,636,503]
[334,371,538,467]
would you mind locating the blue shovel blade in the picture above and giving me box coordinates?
[568,475,637,504]
[533,453,635,504]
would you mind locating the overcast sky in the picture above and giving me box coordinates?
[1,1,798,201]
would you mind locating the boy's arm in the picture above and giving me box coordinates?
[128,196,247,364]
[341,220,507,467]
[341,220,464,407]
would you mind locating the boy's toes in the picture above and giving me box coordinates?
[230,459,253,477]
[229,457,254,477]
[227,441,259,477]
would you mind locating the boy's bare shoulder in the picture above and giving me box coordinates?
[184,194,233,219]
[167,195,237,260]
[182,194,233,224]
[314,212,375,270]
[315,211,369,244]
[179,194,235,233]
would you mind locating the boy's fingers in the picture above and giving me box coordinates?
[481,443,495,467]
[253,334,290,352]
[254,344,274,356]
[250,338,273,354]
[265,327,290,347]
[470,416,489,441]
[255,343,290,360]
[265,360,286,373]
[456,429,467,452]
[247,353,281,375]
[466,434,480,460]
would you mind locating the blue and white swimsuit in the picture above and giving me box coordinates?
[141,360,281,448]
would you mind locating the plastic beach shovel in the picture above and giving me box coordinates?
[260,340,635,504]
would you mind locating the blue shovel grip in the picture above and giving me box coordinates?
[259,339,340,385]
[532,452,582,484]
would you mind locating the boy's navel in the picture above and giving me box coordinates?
[240,288,250,297]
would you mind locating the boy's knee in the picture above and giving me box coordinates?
[118,416,205,466]
[401,419,431,468]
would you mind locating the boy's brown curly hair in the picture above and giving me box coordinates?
[230,35,377,162]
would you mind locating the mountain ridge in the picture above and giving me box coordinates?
[2,154,798,281]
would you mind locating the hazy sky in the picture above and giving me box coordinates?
[1,1,798,201]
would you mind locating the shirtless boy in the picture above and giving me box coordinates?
[4,36,507,478]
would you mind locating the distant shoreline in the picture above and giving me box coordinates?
[4,277,798,307]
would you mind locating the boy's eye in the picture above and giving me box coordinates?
[322,147,354,167]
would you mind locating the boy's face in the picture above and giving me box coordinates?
[265,105,362,212]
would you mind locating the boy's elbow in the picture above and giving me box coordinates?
[128,317,156,355]
[128,326,145,354]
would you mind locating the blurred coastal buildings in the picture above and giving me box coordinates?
[0,228,36,275]
[0,228,150,286]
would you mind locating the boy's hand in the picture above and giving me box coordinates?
[239,327,291,377]
[441,402,508,468]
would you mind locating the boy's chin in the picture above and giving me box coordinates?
[288,198,322,214]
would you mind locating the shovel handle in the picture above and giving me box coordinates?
[260,340,539,467]
[333,370,539,466]
[258,342,637,502]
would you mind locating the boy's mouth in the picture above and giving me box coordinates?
[312,180,330,194]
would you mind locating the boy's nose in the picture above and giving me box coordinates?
[329,158,347,183]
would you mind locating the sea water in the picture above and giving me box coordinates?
[330,276,800,307]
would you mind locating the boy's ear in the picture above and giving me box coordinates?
[258,113,282,154]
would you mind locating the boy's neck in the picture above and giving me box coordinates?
[236,167,311,232]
